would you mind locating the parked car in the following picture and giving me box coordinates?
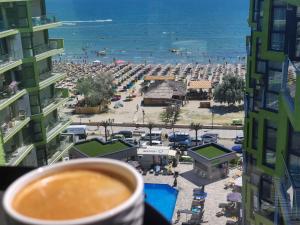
[141,130,162,141]
[232,144,243,153]
[117,130,133,138]
[111,95,121,101]
[231,119,243,126]
[201,133,218,144]
[168,132,192,147]
[234,135,244,144]
[110,133,125,141]
[141,140,162,146]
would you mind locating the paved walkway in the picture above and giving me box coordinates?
[143,164,241,225]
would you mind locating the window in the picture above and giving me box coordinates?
[252,119,259,149]
[288,123,300,187]
[263,121,277,168]
[253,84,263,112]
[253,0,264,31]
[270,1,286,51]
[265,61,282,111]
[259,175,275,221]
[256,60,266,74]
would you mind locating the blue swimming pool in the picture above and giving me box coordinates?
[144,183,178,221]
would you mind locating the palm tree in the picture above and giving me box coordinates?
[147,122,154,146]
[99,119,113,142]
[190,122,202,146]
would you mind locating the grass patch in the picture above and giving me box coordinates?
[75,140,129,157]
[195,146,228,159]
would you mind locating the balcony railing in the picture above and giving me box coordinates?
[32,15,58,27]
[47,133,74,164]
[0,81,22,103]
[273,154,300,224]
[284,58,300,102]
[0,52,21,67]
[4,136,33,165]
[0,110,28,138]
[40,90,63,109]
[45,114,69,137]
[34,39,64,56]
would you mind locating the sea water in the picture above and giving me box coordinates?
[47,0,249,64]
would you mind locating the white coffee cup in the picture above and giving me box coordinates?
[3,158,144,225]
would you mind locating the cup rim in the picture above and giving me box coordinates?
[3,158,144,225]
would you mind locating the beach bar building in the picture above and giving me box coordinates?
[187,80,212,100]
[143,80,186,106]
[188,143,237,180]
[70,138,137,161]
[137,145,177,169]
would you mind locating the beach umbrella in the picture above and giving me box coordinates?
[116,60,126,65]
[227,192,242,203]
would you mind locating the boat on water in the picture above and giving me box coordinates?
[170,48,180,53]
[97,50,106,56]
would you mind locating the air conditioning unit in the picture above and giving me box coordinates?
[63,157,69,161]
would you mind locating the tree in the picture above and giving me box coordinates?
[76,72,115,107]
[190,122,202,146]
[146,122,154,146]
[213,74,245,105]
[160,104,181,125]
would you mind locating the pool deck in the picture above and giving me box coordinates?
[143,163,241,225]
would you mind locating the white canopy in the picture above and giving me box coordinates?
[137,146,176,157]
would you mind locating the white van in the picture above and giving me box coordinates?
[141,130,162,141]
[65,125,87,140]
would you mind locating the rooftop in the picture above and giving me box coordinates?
[74,139,131,157]
[188,80,212,90]
[195,145,228,159]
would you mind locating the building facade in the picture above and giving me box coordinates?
[244,0,300,224]
[0,0,73,167]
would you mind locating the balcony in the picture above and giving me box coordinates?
[45,115,71,143]
[34,39,64,61]
[283,58,300,111]
[32,15,62,32]
[39,72,65,90]
[0,52,22,74]
[47,134,74,165]
[0,22,18,39]
[5,141,34,166]
[0,113,30,143]
[0,84,26,111]
[274,154,300,225]
[41,96,68,116]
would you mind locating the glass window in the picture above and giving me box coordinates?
[272,8,286,32]
[288,123,300,187]
[252,119,259,149]
[256,60,266,73]
[271,33,285,51]
[265,92,278,111]
[253,84,263,111]
[264,121,277,168]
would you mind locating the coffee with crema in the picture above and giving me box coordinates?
[12,169,133,220]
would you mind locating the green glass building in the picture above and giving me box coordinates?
[0,0,73,167]
[244,0,300,224]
